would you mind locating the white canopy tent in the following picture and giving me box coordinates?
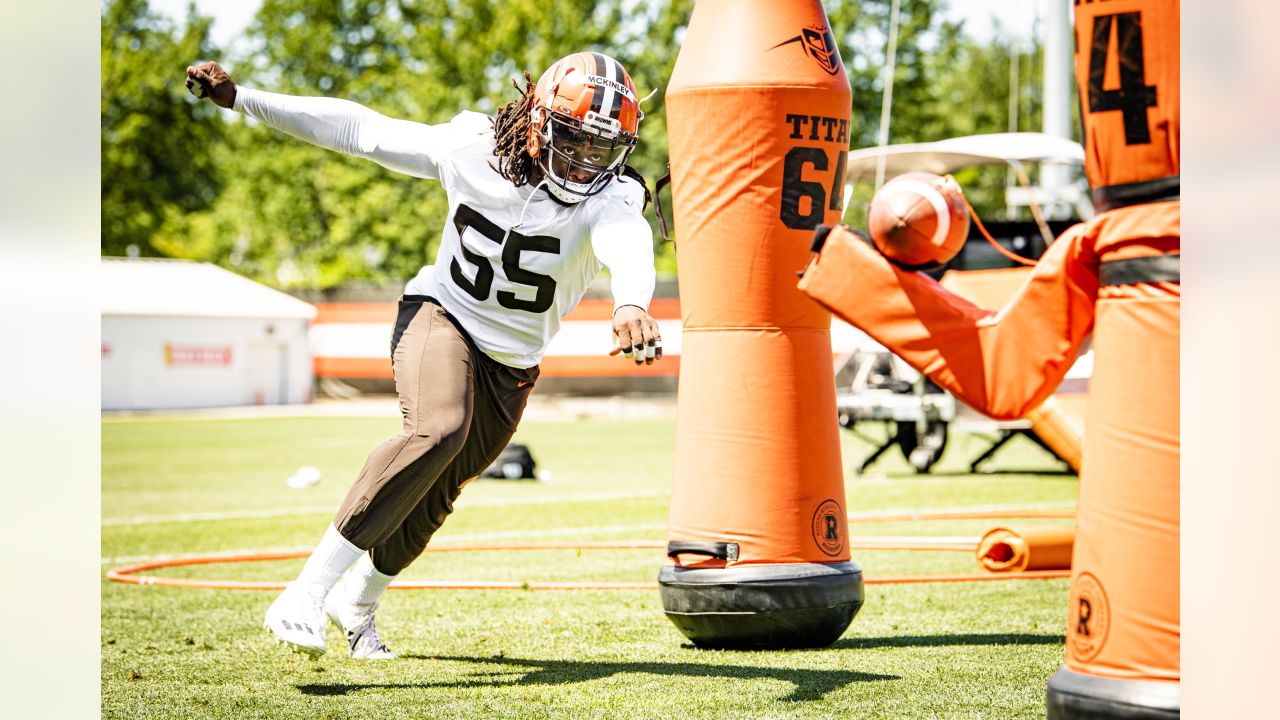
[843,132,1085,181]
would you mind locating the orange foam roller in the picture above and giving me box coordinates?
[976,525,1075,573]
[1024,399,1085,474]
[659,0,862,649]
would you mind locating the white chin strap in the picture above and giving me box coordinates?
[539,152,600,204]
[545,179,591,204]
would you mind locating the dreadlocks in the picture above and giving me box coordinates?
[489,71,651,210]
[490,73,538,188]
[619,165,652,211]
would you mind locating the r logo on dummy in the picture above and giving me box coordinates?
[811,499,846,556]
[1068,572,1111,662]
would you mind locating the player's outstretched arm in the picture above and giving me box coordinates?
[590,182,660,366]
[180,61,449,180]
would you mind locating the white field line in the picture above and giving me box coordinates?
[102,489,669,527]
[101,395,678,423]
[846,499,1076,520]
[101,522,666,565]
[434,522,665,544]
[102,495,1067,528]
[103,505,336,527]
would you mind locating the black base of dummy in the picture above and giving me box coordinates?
[1047,666,1179,719]
[658,561,863,649]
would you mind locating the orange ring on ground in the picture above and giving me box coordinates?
[104,545,1069,591]
[106,506,1076,591]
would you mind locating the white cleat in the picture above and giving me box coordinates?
[263,585,328,657]
[324,586,396,660]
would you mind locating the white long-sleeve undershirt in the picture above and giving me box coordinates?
[234,87,451,179]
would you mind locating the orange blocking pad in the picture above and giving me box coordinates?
[1068,276,1179,682]
[1024,398,1085,474]
[977,525,1074,573]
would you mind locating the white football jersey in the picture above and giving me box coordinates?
[234,90,655,368]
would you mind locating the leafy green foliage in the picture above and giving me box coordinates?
[101,0,225,257]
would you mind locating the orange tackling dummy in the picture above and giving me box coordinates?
[659,0,862,649]
[798,0,1180,716]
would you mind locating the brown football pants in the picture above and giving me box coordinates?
[333,295,537,575]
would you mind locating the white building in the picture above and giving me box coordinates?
[101,258,316,410]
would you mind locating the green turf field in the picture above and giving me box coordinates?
[102,412,1077,719]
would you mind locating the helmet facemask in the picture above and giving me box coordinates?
[524,52,645,204]
[533,109,638,204]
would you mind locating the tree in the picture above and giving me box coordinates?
[101,0,224,256]
[924,24,1052,220]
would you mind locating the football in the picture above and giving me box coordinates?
[867,172,970,268]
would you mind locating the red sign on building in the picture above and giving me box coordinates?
[164,343,233,367]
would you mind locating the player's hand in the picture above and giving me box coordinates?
[609,305,662,365]
[185,61,236,109]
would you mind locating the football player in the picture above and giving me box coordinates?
[186,52,663,659]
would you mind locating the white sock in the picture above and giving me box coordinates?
[343,553,396,606]
[292,525,364,598]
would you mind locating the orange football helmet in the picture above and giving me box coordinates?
[527,52,643,203]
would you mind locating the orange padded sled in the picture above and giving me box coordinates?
[977,525,1075,573]
[659,0,862,649]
